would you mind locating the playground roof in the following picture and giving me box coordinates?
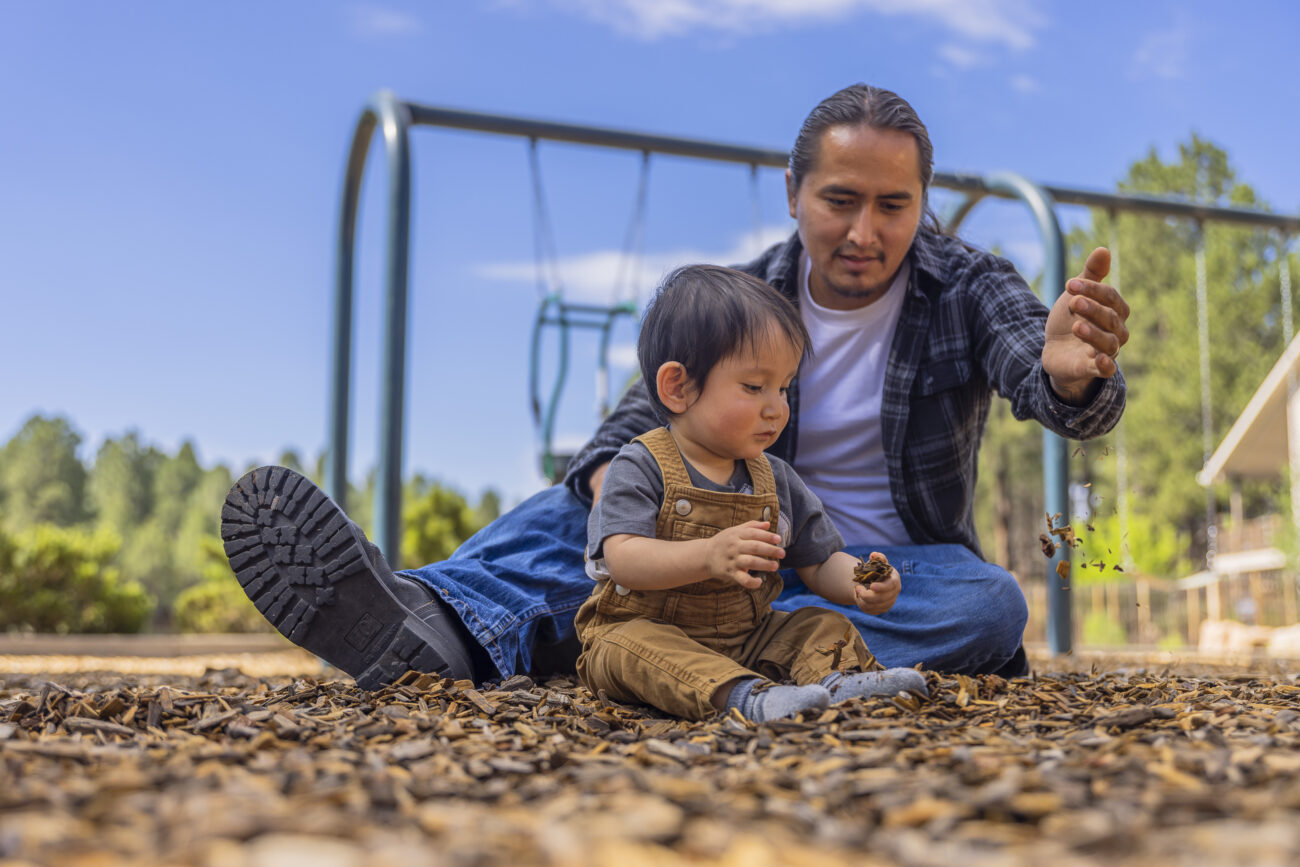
[1198,331,1300,484]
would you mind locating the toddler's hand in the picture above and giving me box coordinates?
[706,521,784,590]
[853,557,900,615]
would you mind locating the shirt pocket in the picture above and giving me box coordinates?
[913,357,971,397]
[909,358,972,434]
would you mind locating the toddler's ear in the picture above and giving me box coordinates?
[656,362,694,414]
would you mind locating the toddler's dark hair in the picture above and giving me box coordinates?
[637,265,810,420]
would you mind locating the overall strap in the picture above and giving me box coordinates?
[635,426,778,498]
[742,453,776,498]
[633,427,692,490]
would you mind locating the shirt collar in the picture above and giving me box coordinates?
[907,226,950,299]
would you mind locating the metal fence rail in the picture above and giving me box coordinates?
[329,89,1300,655]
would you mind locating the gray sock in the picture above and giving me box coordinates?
[725,677,831,722]
[821,668,929,703]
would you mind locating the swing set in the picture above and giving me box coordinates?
[326,90,1300,655]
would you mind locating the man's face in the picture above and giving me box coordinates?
[786,124,924,311]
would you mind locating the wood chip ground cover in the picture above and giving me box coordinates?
[3,659,1300,866]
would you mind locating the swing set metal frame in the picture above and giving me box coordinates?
[327,89,1300,655]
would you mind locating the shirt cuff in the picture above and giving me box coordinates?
[1040,367,1126,436]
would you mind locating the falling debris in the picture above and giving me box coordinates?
[1044,513,1078,549]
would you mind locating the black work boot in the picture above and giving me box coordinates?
[220,466,475,689]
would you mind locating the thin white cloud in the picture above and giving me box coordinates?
[349,5,424,37]
[1131,19,1193,81]
[551,0,1043,48]
[474,224,794,305]
[1009,73,1041,94]
[938,42,985,69]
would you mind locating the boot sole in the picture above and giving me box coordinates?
[219,466,454,690]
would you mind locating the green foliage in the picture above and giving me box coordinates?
[173,535,273,634]
[1064,135,1295,562]
[974,134,1298,579]
[1072,512,1190,585]
[0,523,152,633]
[1082,610,1128,646]
[87,432,159,535]
[1157,631,1187,652]
[476,489,502,526]
[0,415,90,529]
[0,412,505,631]
[400,475,492,570]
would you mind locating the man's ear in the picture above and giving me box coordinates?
[656,362,695,415]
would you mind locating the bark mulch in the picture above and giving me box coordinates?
[3,658,1300,866]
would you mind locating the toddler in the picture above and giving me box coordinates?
[575,265,927,721]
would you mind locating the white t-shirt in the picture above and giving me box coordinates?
[795,253,914,546]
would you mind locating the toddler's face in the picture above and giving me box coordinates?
[675,327,802,464]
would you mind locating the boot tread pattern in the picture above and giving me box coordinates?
[219,466,453,689]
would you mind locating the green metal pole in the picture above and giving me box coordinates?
[327,106,382,510]
[327,91,412,561]
[373,91,413,562]
[985,171,1071,656]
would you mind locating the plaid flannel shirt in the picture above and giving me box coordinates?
[565,227,1126,557]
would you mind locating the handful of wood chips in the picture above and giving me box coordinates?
[852,553,892,586]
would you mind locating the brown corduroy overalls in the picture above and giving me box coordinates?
[575,427,872,720]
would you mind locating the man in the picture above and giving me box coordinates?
[221,84,1129,688]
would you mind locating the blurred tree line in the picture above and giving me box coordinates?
[973,135,1297,641]
[0,418,502,634]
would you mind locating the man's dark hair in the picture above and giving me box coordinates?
[788,83,943,234]
[638,265,810,420]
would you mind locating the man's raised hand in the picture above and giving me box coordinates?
[1042,247,1131,404]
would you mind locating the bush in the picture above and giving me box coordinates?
[0,523,153,633]
[401,478,486,569]
[1157,631,1187,652]
[173,535,273,634]
[1081,610,1128,647]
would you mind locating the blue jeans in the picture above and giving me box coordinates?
[403,485,1028,679]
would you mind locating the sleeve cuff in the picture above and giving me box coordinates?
[1039,367,1126,437]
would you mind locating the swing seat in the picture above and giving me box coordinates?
[531,294,639,484]
[526,140,651,485]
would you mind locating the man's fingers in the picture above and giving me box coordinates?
[1072,320,1123,360]
[1076,247,1111,284]
[1068,278,1131,322]
[1067,286,1126,326]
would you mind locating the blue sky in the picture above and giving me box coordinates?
[3,1,1298,507]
